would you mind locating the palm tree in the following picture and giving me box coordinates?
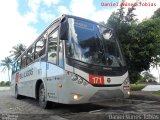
[0,57,12,81]
[10,43,26,61]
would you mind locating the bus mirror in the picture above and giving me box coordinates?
[59,18,68,40]
[103,29,112,40]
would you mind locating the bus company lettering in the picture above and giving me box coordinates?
[20,68,33,79]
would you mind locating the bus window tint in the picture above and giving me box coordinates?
[35,38,46,59]
[17,59,21,71]
[58,40,64,67]
[12,62,17,74]
[26,46,35,65]
[48,30,58,64]
[21,54,26,68]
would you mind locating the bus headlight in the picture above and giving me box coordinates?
[128,91,131,96]
[73,95,78,100]
[72,94,81,100]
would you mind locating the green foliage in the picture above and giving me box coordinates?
[0,57,12,81]
[5,81,11,86]
[152,8,160,19]
[152,91,160,95]
[130,84,146,91]
[106,2,160,83]
[0,81,11,86]
[0,81,5,86]
[0,57,12,72]
[10,43,26,61]
[1,43,26,82]
[142,71,156,81]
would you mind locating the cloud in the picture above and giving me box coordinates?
[26,0,41,23]
[25,0,61,24]
[70,0,96,18]
[118,0,160,21]
[42,0,60,7]
[134,0,160,21]
[0,0,39,81]
[91,9,116,23]
[58,6,70,15]
[0,0,38,60]
[40,12,56,23]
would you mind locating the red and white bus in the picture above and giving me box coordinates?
[11,15,130,109]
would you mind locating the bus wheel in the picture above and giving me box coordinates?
[39,83,50,109]
[15,85,21,99]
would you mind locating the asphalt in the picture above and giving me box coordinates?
[130,91,160,102]
[0,90,160,120]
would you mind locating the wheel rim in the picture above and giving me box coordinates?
[39,87,45,105]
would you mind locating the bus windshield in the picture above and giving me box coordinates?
[66,18,126,67]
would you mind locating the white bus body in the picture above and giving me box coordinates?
[11,15,130,108]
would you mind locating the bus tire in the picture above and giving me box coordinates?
[38,83,50,109]
[15,85,21,99]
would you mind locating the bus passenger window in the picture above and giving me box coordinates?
[35,38,46,59]
[17,59,21,71]
[21,54,26,68]
[12,62,17,74]
[48,30,58,64]
[58,40,64,68]
[26,46,34,65]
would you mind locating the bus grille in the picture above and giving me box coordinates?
[89,89,124,102]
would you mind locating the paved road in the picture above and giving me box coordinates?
[0,90,160,120]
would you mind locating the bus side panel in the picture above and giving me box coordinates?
[13,60,47,98]
[11,73,16,95]
[46,63,60,102]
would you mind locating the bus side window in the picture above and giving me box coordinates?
[35,37,46,59]
[17,59,21,71]
[58,40,64,68]
[12,62,17,74]
[48,30,58,64]
[21,54,26,68]
[26,45,35,65]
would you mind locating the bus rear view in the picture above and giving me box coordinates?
[58,15,130,104]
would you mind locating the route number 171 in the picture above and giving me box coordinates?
[89,74,104,85]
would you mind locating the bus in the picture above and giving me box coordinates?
[11,14,130,109]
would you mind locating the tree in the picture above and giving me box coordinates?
[0,81,5,86]
[0,57,12,81]
[151,8,160,83]
[10,43,26,61]
[142,71,156,82]
[5,81,11,86]
[106,1,160,83]
[0,81,11,86]
[152,8,160,19]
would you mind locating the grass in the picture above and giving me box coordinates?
[152,91,160,95]
[130,84,160,96]
[130,84,146,91]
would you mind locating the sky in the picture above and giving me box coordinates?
[0,0,160,82]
